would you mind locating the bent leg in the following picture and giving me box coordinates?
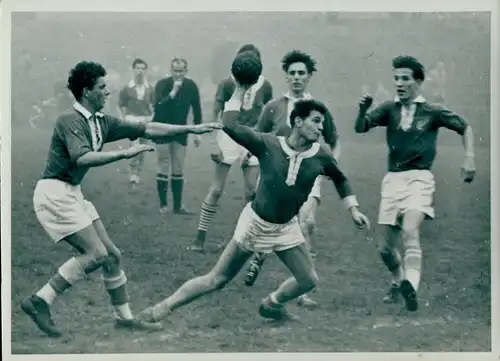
[192,162,231,250]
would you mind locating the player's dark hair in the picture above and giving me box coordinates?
[171,58,188,69]
[132,58,148,69]
[282,50,317,74]
[231,51,262,86]
[67,61,107,101]
[237,44,261,59]
[290,99,328,127]
[392,55,425,82]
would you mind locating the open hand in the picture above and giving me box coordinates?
[192,122,222,134]
[123,144,155,159]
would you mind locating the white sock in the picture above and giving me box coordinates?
[113,303,133,320]
[405,269,420,292]
[36,284,58,305]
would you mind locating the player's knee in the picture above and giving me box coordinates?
[208,184,224,201]
[299,270,318,292]
[400,225,419,245]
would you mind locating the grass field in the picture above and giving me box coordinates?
[10,126,491,353]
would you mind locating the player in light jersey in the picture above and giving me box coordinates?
[355,55,475,312]
[138,68,370,323]
[243,50,340,309]
[189,44,273,252]
[20,61,221,338]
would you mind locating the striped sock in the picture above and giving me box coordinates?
[404,246,422,291]
[156,173,169,208]
[196,202,218,244]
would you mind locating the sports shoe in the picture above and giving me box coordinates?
[259,296,296,321]
[297,294,319,309]
[400,279,418,311]
[115,317,163,332]
[21,295,62,338]
[383,283,400,304]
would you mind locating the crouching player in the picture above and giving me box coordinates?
[138,53,370,322]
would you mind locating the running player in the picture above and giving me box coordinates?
[20,61,221,338]
[355,55,475,311]
[117,58,154,186]
[243,50,340,309]
[138,55,370,323]
[190,44,273,252]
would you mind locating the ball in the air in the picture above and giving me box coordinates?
[231,51,262,86]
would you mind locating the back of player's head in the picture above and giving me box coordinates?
[132,58,148,69]
[392,55,425,82]
[290,99,327,127]
[231,50,262,86]
[171,58,188,69]
[67,61,107,101]
[282,50,317,74]
[237,44,261,59]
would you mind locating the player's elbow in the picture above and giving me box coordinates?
[354,123,368,133]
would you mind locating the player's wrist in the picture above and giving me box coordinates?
[343,195,359,210]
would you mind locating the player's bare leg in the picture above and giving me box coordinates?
[139,238,253,322]
[296,196,320,309]
[21,224,160,337]
[380,224,405,304]
[399,210,426,311]
[129,138,147,187]
[91,219,162,330]
[259,243,318,321]
[191,162,231,252]
[170,142,195,215]
[156,143,171,213]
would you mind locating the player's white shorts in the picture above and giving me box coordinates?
[33,179,100,243]
[233,203,306,254]
[217,131,258,167]
[378,169,435,226]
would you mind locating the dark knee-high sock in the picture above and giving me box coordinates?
[156,173,169,208]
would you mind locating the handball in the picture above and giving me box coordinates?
[231,50,262,86]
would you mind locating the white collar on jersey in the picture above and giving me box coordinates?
[73,101,104,120]
[128,79,150,88]
[278,136,321,186]
[394,94,426,103]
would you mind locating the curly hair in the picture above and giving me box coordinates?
[281,50,317,74]
[67,61,107,101]
[392,55,425,82]
[289,99,327,127]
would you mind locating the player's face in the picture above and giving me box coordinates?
[84,76,110,112]
[133,63,147,82]
[286,62,311,93]
[171,61,187,81]
[298,110,324,142]
[393,68,420,102]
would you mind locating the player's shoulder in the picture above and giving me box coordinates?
[263,96,286,109]
[218,76,234,89]
[54,109,84,131]
[263,78,273,87]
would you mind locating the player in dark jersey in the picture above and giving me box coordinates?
[117,58,155,187]
[243,50,340,309]
[355,55,476,312]
[138,77,370,323]
[190,44,273,252]
[20,61,221,338]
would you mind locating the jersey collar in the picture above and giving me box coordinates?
[73,101,104,120]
